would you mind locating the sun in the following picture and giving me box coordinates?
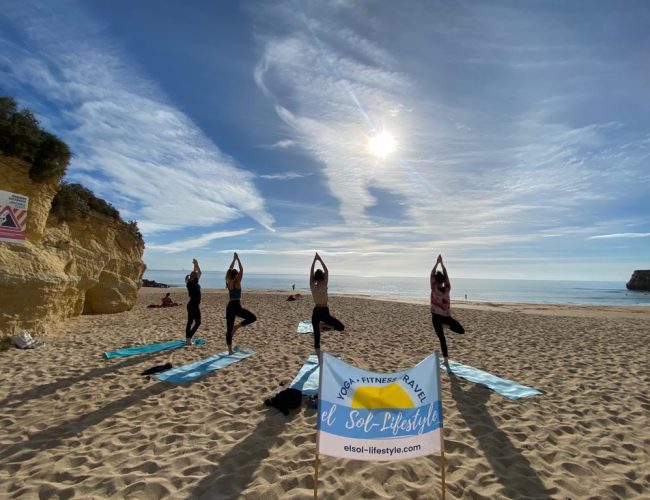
[367,131,397,158]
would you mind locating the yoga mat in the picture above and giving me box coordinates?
[445,360,543,399]
[297,320,313,334]
[155,347,255,384]
[289,355,320,396]
[103,338,206,359]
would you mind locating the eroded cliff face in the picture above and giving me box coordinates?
[0,156,145,336]
[626,270,650,292]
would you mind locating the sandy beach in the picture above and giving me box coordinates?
[1,288,649,499]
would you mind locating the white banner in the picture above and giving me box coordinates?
[317,352,443,461]
[0,189,29,244]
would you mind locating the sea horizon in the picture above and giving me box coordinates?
[143,270,650,307]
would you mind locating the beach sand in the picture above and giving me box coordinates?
[1,289,648,499]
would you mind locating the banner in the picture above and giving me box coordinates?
[317,352,443,461]
[0,190,29,244]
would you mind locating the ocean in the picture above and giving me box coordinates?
[143,270,650,307]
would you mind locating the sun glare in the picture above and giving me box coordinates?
[367,131,396,158]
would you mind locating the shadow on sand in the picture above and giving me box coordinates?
[449,374,552,499]
[0,382,172,462]
[190,406,298,499]
[0,350,172,410]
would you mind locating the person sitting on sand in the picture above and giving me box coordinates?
[161,293,178,307]
[430,254,465,372]
[185,258,202,346]
[310,252,345,362]
[225,252,257,355]
[147,293,179,308]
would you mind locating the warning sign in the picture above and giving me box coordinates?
[0,190,29,244]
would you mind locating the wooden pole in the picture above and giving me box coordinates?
[440,450,446,500]
[434,351,446,500]
[314,352,325,499]
[313,453,319,499]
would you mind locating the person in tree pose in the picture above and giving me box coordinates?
[309,252,345,362]
[185,258,202,345]
[430,254,465,373]
[225,252,257,355]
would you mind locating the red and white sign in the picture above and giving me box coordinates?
[0,190,29,244]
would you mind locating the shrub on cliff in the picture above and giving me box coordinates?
[32,132,72,182]
[51,183,143,242]
[0,95,70,181]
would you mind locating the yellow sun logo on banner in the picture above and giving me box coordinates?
[350,383,415,409]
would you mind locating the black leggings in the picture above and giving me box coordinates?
[431,312,464,358]
[312,306,345,349]
[226,300,257,345]
[186,302,201,340]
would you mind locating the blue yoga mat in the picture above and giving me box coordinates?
[297,320,313,334]
[155,347,255,384]
[290,355,320,396]
[103,338,206,359]
[445,360,543,399]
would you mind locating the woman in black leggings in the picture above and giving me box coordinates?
[430,254,464,372]
[225,252,256,355]
[185,258,202,345]
[310,252,345,362]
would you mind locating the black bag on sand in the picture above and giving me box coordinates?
[264,388,303,415]
[141,362,173,376]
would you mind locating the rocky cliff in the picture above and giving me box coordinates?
[0,155,145,336]
[626,270,650,292]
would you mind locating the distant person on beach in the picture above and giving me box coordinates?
[161,293,178,307]
[430,254,465,373]
[185,259,202,345]
[225,252,257,355]
[292,283,295,291]
[310,252,345,362]
[147,293,179,308]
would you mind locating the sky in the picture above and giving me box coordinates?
[1,0,648,280]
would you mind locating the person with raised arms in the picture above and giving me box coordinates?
[225,252,257,355]
[185,258,202,346]
[430,254,465,372]
[310,252,345,362]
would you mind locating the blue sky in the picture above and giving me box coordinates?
[1,0,648,280]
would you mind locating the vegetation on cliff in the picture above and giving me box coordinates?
[0,96,71,182]
[51,183,143,241]
[0,95,143,243]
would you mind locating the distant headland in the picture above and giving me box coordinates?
[142,279,170,288]
[626,270,650,292]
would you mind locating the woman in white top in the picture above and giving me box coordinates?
[431,254,465,372]
[310,252,345,362]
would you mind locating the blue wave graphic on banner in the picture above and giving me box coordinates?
[318,400,442,439]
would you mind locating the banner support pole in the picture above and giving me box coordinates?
[440,450,446,500]
[314,352,325,499]
[313,453,320,499]
[434,351,446,500]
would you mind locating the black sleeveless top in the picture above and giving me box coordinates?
[187,279,201,304]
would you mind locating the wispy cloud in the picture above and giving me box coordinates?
[147,229,253,253]
[259,171,309,180]
[0,0,274,236]
[265,139,297,149]
[589,233,650,240]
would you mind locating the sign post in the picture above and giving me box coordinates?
[0,190,29,244]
